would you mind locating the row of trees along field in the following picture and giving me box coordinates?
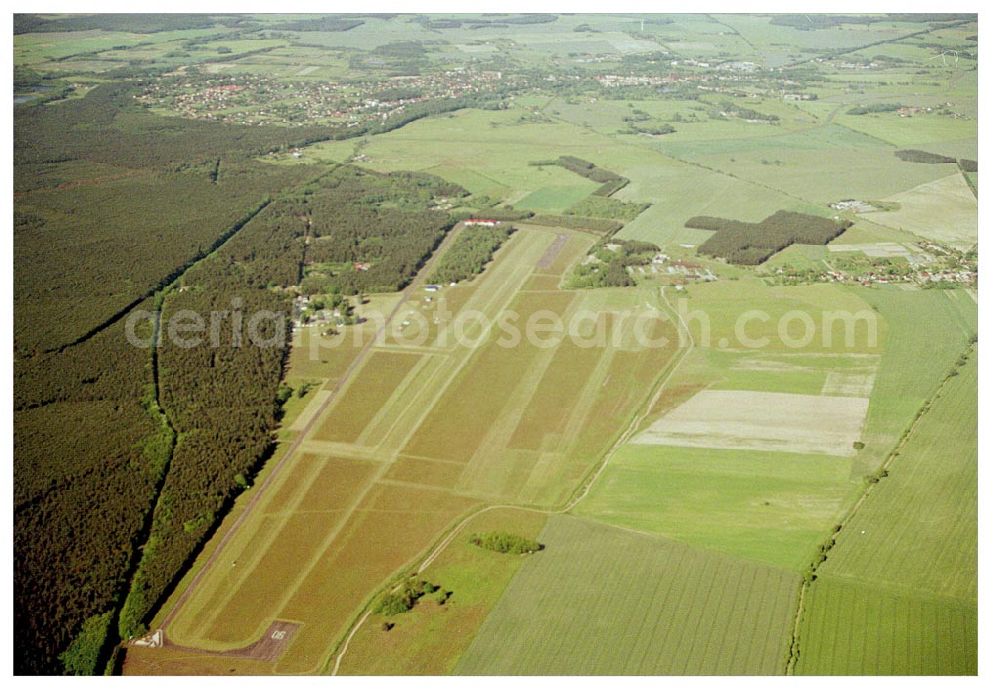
[895,149,978,171]
[689,211,851,265]
[545,155,631,197]
[13,78,468,674]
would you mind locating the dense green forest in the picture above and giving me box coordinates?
[690,211,850,265]
[430,224,515,285]
[13,84,321,674]
[13,78,466,674]
[303,167,467,294]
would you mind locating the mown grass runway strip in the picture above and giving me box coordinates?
[128,226,687,675]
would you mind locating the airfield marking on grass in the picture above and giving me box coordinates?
[330,285,696,675]
[158,221,468,636]
[164,226,561,665]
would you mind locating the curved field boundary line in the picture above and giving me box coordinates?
[330,286,696,675]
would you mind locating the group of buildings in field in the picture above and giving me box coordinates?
[136,68,513,127]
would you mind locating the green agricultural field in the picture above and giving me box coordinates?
[795,348,977,674]
[864,172,978,248]
[575,444,856,570]
[850,288,976,473]
[820,346,977,600]
[512,184,599,212]
[330,108,614,203]
[456,515,800,675]
[675,124,958,206]
[795,575,976,675]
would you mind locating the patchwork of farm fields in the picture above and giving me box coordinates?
[16,11,978,678]
[126,223,684,674]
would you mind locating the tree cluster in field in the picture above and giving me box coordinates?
[846,103,903,115]
[622,109,677,135]
[373,577,445,616]
[430,224,514,285]
[691,211,851,265]
[717,101,779,123]
[469,532,544,554]
[625,121,678,135]
[568,240,660,289]
[474,206,535,221]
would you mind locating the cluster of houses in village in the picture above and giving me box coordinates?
[136,68,514,128]
[768,239,977,289]
[647,254,718,284]
[595,64,821,105]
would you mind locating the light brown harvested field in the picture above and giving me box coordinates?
[314,350,423,443]
[273,484,480,674]
[200,512,345,645]
[828,242,912,258]
[634,389,869,457]
[507,338,607,451]
[196,457,377,645]
[544,231,593,275]
[403,292,575,463]
[262,452,326,514]
[549,328,677,503]
[386,284,478,349]
[288,325,366,381]
[296,458,378,513]
[536,233,570,269]
[383,455,466,490]
[522,274,563,291]
[123,646,277,676]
